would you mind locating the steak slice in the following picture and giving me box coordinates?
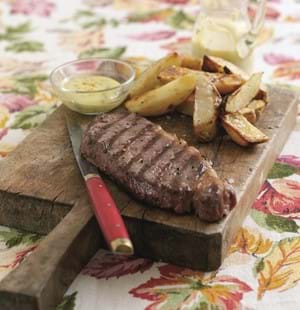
[81,110,236,222]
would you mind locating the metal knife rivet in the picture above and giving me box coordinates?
[98,184,103,188]
[115,224,120,228]
[107,203,111,207]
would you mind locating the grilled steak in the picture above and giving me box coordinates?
[81,109,236,221]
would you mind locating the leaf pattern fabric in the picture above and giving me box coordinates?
[130,265,252,310]
[257,237,300,299]
[0,0,299,310]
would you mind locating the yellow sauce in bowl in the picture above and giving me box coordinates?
[63,75,120,92]
[60,75,124,114]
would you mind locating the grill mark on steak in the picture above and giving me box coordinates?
[108,120,151,157]
[87,110,129,139]
[127,135,161,176]
[95,113,137,146]
[143,142,184,185]
[158,146,193,188]
[138,136,174,178]
[116,129,159,169]
[81,109,237,221]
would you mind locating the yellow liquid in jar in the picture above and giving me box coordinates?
[192,15,253,71]
[61,75,122,114]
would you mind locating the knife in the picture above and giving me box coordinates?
[65,114,134,255]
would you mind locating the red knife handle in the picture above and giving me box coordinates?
[84,174,133,255]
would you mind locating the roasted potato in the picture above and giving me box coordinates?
[203,55,268,102]
[180,55,202,70]
[254,85,268,103]
[225,72,263,113]
[202,55,249,79]
[239,107,257,124]
[247,99,266,119]
[193,75,222,142]
[128,53,182,98]
[158,66,244,96]
[176,94,194,116]
[157,66,192,83]
[222,113,269,146]
[209,73,245,95]
[125,73,197,116]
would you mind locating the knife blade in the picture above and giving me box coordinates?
[66,114,134,255]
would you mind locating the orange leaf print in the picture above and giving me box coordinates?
[229,227,273,256]
[257,237,300,300]
[272,61,300,80]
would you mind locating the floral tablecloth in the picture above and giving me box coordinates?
[0,0,300,309]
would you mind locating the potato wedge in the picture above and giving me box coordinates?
[247,99,266,119]
[193,75,222,142]
[180,55,202,70]
[158,66,244,97]
[254,85,268,103]
[176,94,194,116]
[225,72,263,113]
[203,55,268,102]
[128,53,182,98]
[157,65,192,83]
[222,113,269,146]
[176,73,243,117]
[202,55,249,80]
[125,73,197,116]
[239,107,257,124]
[209,73,245,95]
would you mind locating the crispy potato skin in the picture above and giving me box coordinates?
[180,55,203,70]
[225,72,263,113]
[158,66,244,96]
[202,55,249,80]
[222,113,269,146]
[157,66,192,83]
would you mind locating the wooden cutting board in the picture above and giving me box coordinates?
[0,86,297,309]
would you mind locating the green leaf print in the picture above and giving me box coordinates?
[254,258,265,275]
[10,105,55,129]
[251,209,299,233]
[6,41,44,53]
[74,9,95,19]
[57,292,77,310]
[0,228,42,248]
[81,18,107,29]
[7,22,32,35]
[81,18,119,29]
[167,10,195,30]
[79,46,126,59]
[127,9,173,23]
[268,162,297,179]
[12,75,48,97]
[0,22,32,41]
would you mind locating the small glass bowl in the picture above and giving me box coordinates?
[50,58,135,115]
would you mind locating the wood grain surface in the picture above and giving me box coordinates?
[0,86,297,309]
